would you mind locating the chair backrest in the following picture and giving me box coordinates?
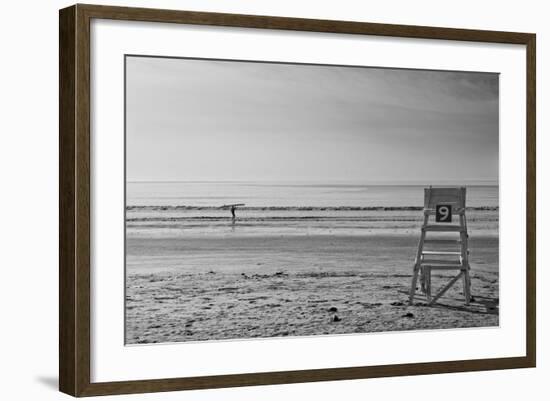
[424,187,466,212]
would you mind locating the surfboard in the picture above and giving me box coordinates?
[220,203,245,209]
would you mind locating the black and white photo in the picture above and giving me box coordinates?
[124,56,499,344]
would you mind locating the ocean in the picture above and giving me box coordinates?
[127,181,498,208]
[125,182,498,237]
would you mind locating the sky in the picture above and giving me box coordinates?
[126,56,499,184]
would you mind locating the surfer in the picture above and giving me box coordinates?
[220,203,244,223]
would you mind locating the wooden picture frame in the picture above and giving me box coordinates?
[59,3,536,397]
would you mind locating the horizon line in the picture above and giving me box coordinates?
[127,179,499,186]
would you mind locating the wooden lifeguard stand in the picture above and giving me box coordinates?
[409,187,471,305]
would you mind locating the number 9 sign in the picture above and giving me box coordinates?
[436,204,452,222]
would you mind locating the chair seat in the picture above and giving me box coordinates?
[423,224,465,232]
[422,251,462,256]
[421,264,466,270]
[423,239,462,245]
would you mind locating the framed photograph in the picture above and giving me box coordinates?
[59,4,536,397]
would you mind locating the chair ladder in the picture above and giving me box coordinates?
[409,208,471,306]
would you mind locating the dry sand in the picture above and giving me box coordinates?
[125,233,498,344]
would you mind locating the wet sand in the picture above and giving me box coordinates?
[125,234,499,344]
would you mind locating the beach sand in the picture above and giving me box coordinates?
[125,231,499,344]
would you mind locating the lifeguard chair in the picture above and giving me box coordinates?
[409,187,471,305]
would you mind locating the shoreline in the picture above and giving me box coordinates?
[127,205,499,211]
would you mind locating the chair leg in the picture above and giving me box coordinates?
[409,264,420,305]
[410,215,428,304]
[463,267,471,305]
[425,267,432,303]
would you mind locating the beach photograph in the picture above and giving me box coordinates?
[124,56,499,344]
